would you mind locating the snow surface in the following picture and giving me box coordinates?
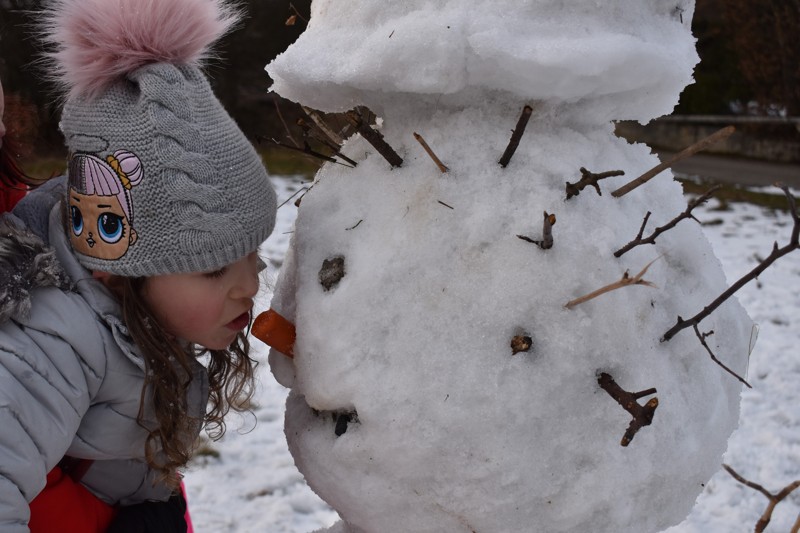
[183,176,800,532]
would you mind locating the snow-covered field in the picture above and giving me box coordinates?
[183,174,800,532]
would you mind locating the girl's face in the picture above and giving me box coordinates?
[142,251,261,350]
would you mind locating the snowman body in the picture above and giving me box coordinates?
[266,2,752,532]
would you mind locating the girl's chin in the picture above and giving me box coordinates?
[194,332,238,351]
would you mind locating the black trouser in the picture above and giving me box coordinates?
[106,491,187,533]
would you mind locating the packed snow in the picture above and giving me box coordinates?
[181,1,799,531]
[255,1,757,531]
[266,0,698,123]
[183,176,800,532]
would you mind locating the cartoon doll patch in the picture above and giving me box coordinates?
[68,149,143,260]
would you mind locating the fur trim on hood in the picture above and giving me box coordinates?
[0,215,71,322]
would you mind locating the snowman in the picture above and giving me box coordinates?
[261,1,753,532]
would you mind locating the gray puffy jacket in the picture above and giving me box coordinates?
[0,179,209,532]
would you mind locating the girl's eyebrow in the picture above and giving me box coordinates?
[71,195,81,202]
[98,204,112,209]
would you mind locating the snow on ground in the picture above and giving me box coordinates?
[183,174,800,532]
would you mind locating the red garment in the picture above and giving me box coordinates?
[0,186,25,213]
[28,466,117,533]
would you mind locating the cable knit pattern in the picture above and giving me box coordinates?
[49,0,276,276]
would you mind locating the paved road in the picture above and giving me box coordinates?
[655,151,800,189]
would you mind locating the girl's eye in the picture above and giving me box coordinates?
[98,213,124,243]
[70,206,83,236]
[204,266,228,279]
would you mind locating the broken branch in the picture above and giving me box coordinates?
[565,167,625,200]
[694,326,752,388]
[301,106,344,146]
[723,464,800,533]
[413,132,449,173]
[662,183,799,341]
[287,2,308,25]
[262,137,353,168]
[297,118,358,167]
[611,126,735,198]
[275,101,300,148]
[597,372,658,446]
[346,110,404,168]
[498,105,533,168]
[565,257,659,309]
[614,186,720,257]
[517,211,556,249]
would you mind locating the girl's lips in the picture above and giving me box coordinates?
[226,311,250,331]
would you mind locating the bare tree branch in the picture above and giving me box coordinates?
[287,2,309,24]
[498,105,533,168]
[723,464,800,533]
[413,132,449,173]
[274,100,300,148]
[297,118,359,167]
[663,184,799,341]
[614,186,720,257]
[611,126,735,198]
[301,106,344,146]
[597,372,658,446]
[565,167,625,200]
[345,110,404,168]
[694,326,752,388]
[517,211,556,249]
[565,257,659,309]
[261,137,353,168]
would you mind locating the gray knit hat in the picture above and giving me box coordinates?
[45,0,276,276]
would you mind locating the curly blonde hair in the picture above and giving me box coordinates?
[119,276,257,488]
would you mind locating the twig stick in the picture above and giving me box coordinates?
[287,2,308,24]
[517,212,556,249]
[614,186,720,257]
[264,138,353,168]
[566,167,625,200]
[663,183,799,341]
[597,372,658,446]
[274,101,300,148]
[565,257,659,309]
[346,110,404,168]
[498,105,533,168]
[277,187,309,209]
[297,118,358,167]
[694,326,752,388]
[611,126,735,197]
[413,132,449,173]
[723,464,800,533]
[302,106,344,146]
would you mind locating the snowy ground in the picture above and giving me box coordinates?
[183,174,800,533]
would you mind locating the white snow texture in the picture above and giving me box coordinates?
[264,1,753,532]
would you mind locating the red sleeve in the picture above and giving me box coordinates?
[28,467,117,533]
[0,187,26,213]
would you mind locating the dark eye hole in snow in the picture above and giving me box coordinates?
[319,256,346,291]
[333,411,359,437]
[510,334,533,355]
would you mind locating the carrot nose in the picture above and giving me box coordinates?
[252,309,296,358]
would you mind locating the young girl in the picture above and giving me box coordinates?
[0,0,277,530]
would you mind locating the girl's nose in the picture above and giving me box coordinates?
[231,252,260,299]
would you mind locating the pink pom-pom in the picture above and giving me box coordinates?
[43,0,240,100]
